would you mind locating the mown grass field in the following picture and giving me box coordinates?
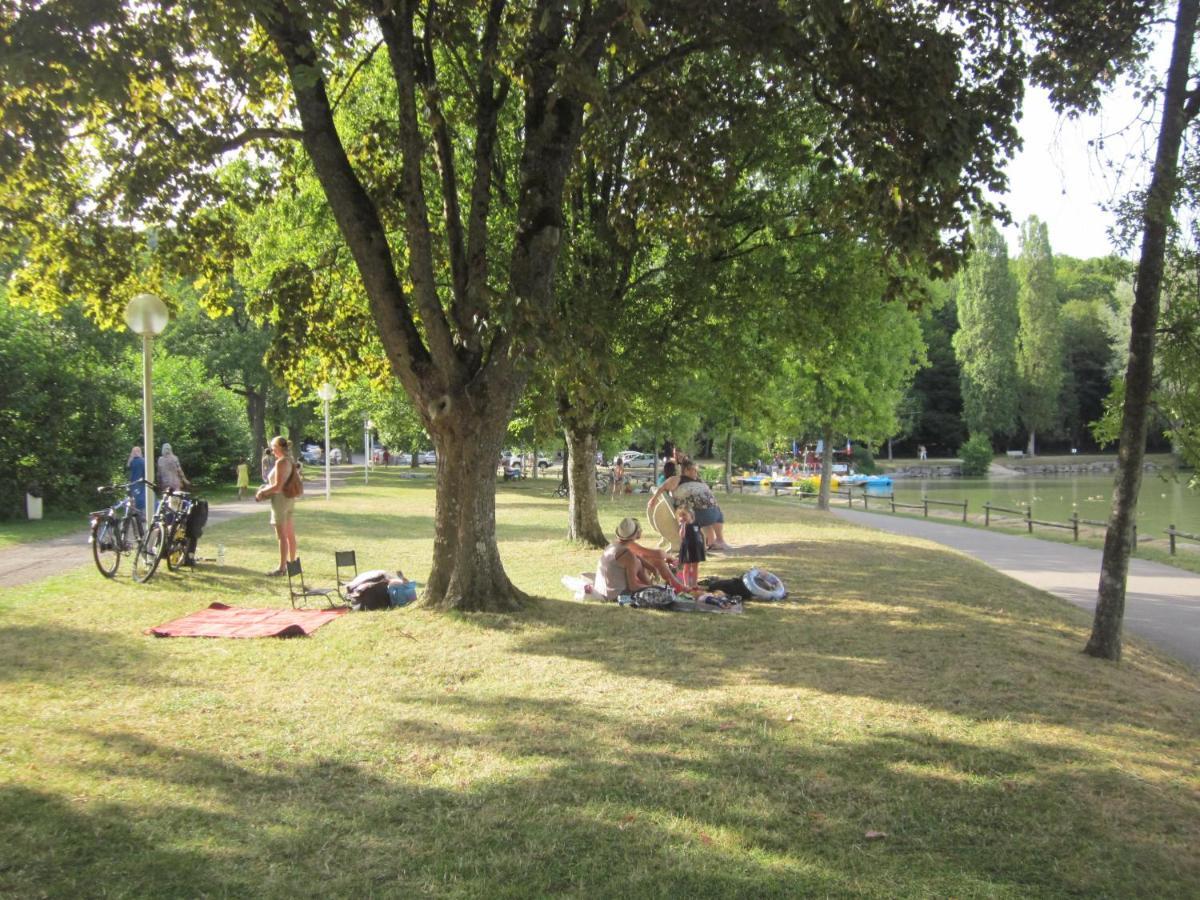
[2,473,1197,897]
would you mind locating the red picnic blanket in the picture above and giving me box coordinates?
[146,602,346,638]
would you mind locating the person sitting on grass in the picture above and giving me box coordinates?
[591,517,687,600]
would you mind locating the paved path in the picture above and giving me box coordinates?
[833,508,1200,669]
[0,499,265,589]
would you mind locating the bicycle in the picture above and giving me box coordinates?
[554,470,611,498]
[130,482,201,583]
[88,482,147,578]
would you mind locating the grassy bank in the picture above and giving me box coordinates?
[2,477,1197,897]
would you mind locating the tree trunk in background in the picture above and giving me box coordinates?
[564,424,606,546]
[246,389,267,460]
[1027,429,1036,458]
[1086,0,1199,661]
[724,430,734,493]
[817,425,834,511]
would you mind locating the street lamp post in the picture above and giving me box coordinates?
[123,293,169,516]
[364,419,373,485]
[317,383,335,501]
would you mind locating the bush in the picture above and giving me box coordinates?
[850,444,877,474]
[959,434,994,476]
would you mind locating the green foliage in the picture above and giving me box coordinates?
[116,352,253,485]
[959,433,995,476]
[954,218,1019,438]
[1016,217,1064,446]
[0,297,132,518]
[851,444,877,474]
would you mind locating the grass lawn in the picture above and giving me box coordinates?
[1,477,1197,897]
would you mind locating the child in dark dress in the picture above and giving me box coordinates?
[676,506,706,589]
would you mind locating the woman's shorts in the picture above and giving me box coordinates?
[270,494,296,526]
[692,506,724,528]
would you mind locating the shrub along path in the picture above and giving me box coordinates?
[833,507,1200,669]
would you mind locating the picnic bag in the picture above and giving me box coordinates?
[346,569,391,611]
[630,585,675,610]
[282,460,304,498]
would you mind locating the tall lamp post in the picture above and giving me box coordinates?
[124,293,169,516]
[317,382,335,501]
[364,419,373,485]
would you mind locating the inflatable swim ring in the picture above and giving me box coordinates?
[742,567,786,601]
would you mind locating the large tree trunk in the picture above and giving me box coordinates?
[817,425,834,511]
[1086,0,1198,661]
[564,424,606,547]
[424,387,526,612]
[1026,428,1036,458]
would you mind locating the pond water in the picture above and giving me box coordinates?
[887,472,1199,538]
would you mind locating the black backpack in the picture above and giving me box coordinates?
[630,585,675,610]
[345,569,391,611]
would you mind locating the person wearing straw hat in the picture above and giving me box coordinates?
[592,517,687,601]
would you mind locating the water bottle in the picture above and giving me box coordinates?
[618,593,633,606]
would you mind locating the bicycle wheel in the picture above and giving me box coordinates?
[165,523,188,571]
[121,513,145,553]
[132,523,165,583]
[91,517,121,578]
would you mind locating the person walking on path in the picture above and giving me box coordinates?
[261,447,273,483]
[127,446,147,515]
[255,435,299,576]
[236,459,251,500]
[157,443,190,493]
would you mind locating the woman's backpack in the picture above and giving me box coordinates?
[346,569,391,611]
[282,460,304,498]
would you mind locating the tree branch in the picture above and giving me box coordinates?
[213,126,305,154]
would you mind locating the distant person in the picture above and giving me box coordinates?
[255,435,299,577]
[127,446,147,515]
[236,458,251,500]
[383,448,391,467]
[261,447,273,482]
[918,445,928,461]
[656,459,676,487]
[157,443,190,493]
[611,457,625,499]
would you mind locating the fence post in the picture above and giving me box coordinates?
[923,499,929,518]
[891,495,896,513]
[984,503,991,527]
[1026,506,1033,534]
[863,491,869,511]
[961,500,967,523]
[1132,523,1138,551]
[1071,512,1079,542]
[1169,525,1175,556]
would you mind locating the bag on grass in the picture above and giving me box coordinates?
[630,585,675,610]
[346,569,391,611]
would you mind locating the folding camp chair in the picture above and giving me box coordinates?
[286,558,337,610]
[334,550,358,603]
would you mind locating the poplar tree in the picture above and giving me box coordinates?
[1016,216,1064,456]
[953,219,1019,441]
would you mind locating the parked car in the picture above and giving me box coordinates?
[505,451,551,469]
[329,448,343,465]
[419,450,436,465]
[395,452,413,465]
[618,452,656,470]
[300,445,323,464]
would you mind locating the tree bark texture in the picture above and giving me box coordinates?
[724,430,735,494]
[817,425,834,511]
[1086,0,1199,661]
[564,424,606,547]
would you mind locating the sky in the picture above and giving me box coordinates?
[995,25,1172,262]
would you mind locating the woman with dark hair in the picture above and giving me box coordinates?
[127,446,147,515]
[648,458,732,551]
[255,435,299,576]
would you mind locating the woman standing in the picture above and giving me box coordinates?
[648,458,732,551]
[127,446,147,515]
[255,436,299,576]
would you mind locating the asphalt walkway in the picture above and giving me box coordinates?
[833,507,1200,669]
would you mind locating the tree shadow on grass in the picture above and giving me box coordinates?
[0,625,161,686]
[505,539,1195,736]
[4,697,1194,897]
